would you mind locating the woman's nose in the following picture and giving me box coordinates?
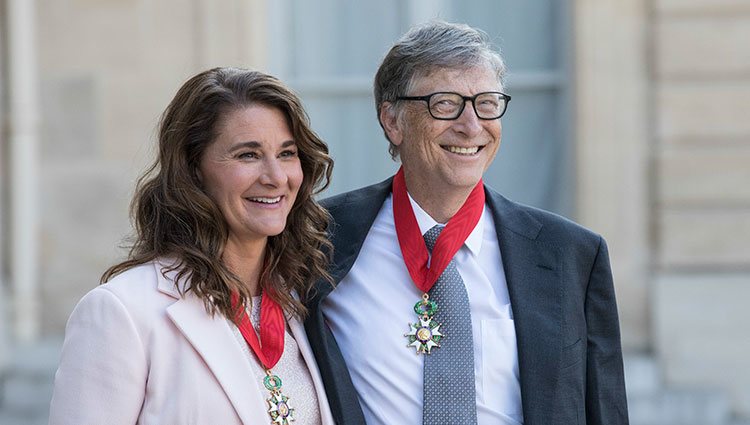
[258,158,287,186]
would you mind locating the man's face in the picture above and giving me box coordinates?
[386,66,502,201]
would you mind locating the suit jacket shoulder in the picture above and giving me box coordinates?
[322,177,393,220]
[485,185,603,253]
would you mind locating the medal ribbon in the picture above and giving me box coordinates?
[231,290,285,369]
[392,167,485,293]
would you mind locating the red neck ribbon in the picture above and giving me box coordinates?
[392,167,485,293]
[231,290,285,370]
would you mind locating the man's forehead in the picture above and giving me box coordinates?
[410,65,501,93]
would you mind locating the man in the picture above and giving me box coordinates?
[305,21,629,425]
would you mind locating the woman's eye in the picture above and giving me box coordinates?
[238,151,259,159]
[280,149,298,158]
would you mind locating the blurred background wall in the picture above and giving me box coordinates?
[1,0,749,424]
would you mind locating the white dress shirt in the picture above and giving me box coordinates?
[321,194,523,425]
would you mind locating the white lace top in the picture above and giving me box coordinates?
[229,296,322,425]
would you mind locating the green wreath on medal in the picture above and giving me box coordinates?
[405,293,443,354]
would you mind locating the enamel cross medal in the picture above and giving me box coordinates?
[405,293,443,354]
[264,371,295,424]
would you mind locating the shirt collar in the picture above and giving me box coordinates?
[407,192,484,257]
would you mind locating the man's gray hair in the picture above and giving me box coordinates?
[374,20,507,159]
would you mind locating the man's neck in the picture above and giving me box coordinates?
[406,184,474,224]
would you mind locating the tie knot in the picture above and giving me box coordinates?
[423,225,444,252]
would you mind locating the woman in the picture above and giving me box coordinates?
[49,68,335,425]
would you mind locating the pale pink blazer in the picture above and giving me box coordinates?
[49,260,334,425]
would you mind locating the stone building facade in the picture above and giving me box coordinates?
[1,0,749,422]
[651,0,750,417]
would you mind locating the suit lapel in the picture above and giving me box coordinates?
[155,264,264,425]
[303,178,394,425]
[324,177,394,293]
[485,189,561,422]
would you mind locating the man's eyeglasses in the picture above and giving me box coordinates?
[396,91,511,120]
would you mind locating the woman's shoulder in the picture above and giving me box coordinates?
[101,260,162,295]
[90,258,182,313]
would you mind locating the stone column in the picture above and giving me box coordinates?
[1,0,8,370]
[7,0,41,343]
[574,0,651,351]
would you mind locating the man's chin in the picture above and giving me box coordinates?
[445,170,485,190]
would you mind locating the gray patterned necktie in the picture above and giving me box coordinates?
[422,225,477,424]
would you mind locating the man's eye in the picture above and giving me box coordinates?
[435,99,458,106]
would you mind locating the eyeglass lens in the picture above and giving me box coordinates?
[429,92,506,119]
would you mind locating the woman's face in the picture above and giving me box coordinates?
[199,105,303,252]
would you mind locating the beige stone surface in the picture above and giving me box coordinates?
[657,146,750,205]
[99,72,180,161]
[192,0,266,70]
[652,2,750,419]
[658,209,750,268]
[39,162,133,334]
[40,75,98,159]
[38,0,144,74]
[656,0,750,15]
[657,81,750,143]
[575,0,651,351]
[73,0,135,5]
[656,16,750,78]
[654,273,750,417]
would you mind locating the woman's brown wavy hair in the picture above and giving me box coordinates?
[101,67,333,319]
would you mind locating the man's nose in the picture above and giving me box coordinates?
[454,101,483,136]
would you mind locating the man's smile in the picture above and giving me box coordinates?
[441,145,485,155]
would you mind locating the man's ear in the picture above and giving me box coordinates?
[379,102,403,146]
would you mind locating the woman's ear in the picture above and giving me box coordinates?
[379,102,403,147]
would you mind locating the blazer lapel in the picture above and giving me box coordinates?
[288,315,335,425]
[485,189,562,423]
[155,264,265,424]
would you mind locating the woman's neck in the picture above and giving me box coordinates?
[222,236,267,296]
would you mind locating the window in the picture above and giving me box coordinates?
[270,0,572,215]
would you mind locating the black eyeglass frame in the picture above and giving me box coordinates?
[396,91,512,120]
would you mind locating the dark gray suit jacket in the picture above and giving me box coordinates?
[305,177,629,425]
